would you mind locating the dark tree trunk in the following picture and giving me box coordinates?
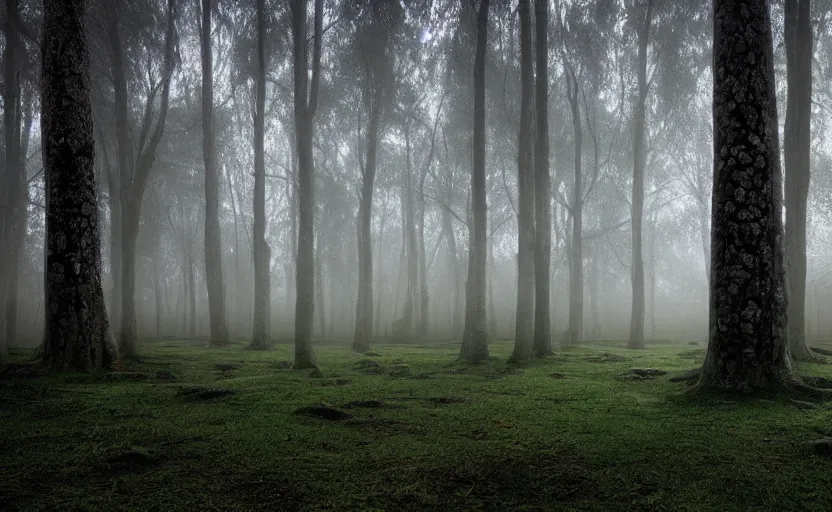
[698,0,794,391]
[41,0,117,371]
[460,0,490,363]
[784,0,816,361]
[316,239,326,339]
[628,0,652,350]
[394,127,419,340]
[511,0,535,363]
[290,0,322,369]
[532,0,552,357]
[200,0,229,347]
[250,0,271,349]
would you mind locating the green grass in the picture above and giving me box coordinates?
[2,339,832,511]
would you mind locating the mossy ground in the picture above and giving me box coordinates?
[2,338,832,511]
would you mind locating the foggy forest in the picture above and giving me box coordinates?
[3,0,832,510]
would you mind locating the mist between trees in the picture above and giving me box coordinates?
[1,0,830,368]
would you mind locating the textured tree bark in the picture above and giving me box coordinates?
[698,0,794,391]
[511,0,535,363]
[41,0,117,371]
[628,0,652,350]
[290,0,323,369]
[200,0,230,348]
[783,0,817,361]
[250,0,271,350]
[460,0,490,363]
[532,0,552,357]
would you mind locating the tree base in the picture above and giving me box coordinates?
[292,354,318,370]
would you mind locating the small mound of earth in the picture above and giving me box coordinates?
[294,405,353,421]
[807,438,832,458]
[410,372,436,380]
[95,448,160,474]
[618,368,667,380]
[354,359,385,374]
[271,361,292,369]
[363,352,382,357]
[307,368,325,378]
[344,399,386,409]
[388,365,411,377]
[425,396,467,405]
[687,341,700,346]
[155,370,176,381]
[678,349,706,360]
[177,386,235,401]
[549,373,566,379]
[215,363,237,371]
[586,353,627,363]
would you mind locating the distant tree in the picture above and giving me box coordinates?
[532,0,552,357]
[510,0,535,363]
[459,0,490,363]
[783,0,818,361]
[290,0,323,369]
[40,0,117,370]
[250,0,271,350]
[698,0,793,390]
[628,0,653,350]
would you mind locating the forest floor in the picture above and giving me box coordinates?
[2,339,832,511]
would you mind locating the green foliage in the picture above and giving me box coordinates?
[2,340,832,510]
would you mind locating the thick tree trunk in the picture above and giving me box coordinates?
[41,0,117,371]
[532,0,552,357]
[628,0,652,350]
[120,213,139,355]
[250,0,271,350]
[290,0,322,369]
[511,0,535,363]
[460,0,490,363]
[698,0,794,391]
[783,0,816,361]
[200,0,229,347]
[353,172,375,352]
[316,240,326,339]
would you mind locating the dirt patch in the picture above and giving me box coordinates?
[549,373,566,379]
[586,353,627,363]
[215,363,237,371]
[618,368,668,380]
[424,396,467,405]
[294,405,353,421]
[344,399,387,409]
[177,386,235,401]
[155,370,176,381]
[94,448,161,474]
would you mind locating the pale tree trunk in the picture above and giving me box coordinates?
[511,0,535,363]
[290,0,323,369]
[110,0,175,356]
[200,0,229,347]
[566,66,583,347]
[250,0,271,349]
[394,126,419,340]
[316,239,326,339]
[154,237,164,339]
[41,0,117,370]
[460,0,490,363]
[188,243,197,338]
[784,0,816,361]
[589,250,601,339]
[628,0,652,350]
[532,0,552,357]
[698,0,794,391]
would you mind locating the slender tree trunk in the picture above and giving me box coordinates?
[443,173,463,339]
[698,0,794,391]
[316,239,326,339]
[628,0,652,350]
[154,243,163,339]
[567,70,583,346]
[290,0,322,369]
[784,0,816,361]
[200,0,229,347]
[511,0,535,363]
[460,0,490,363]
[41,0,116,370]
[188,244,197,338]
[250,0,271,349]
[532,0,552,357]
[120,211,139,354]
[589,251,601,339]
[395,127,419,340]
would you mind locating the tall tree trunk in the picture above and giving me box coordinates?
[459,0,490,363]
[566,68,583,346]
[628,0,652,350]
[154,240,164,339]
[41,0,117,370]
[200,0,229,347]
[784,0,816,361]
[290,0,322,369]
[316,239,326,339]
[511,0,535,363]
[395,127,419,340]
[589,250,601,339]
[698,0,794,391]
[532,0,552,357]
[188,244,197,338]
[250,0,271,349]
